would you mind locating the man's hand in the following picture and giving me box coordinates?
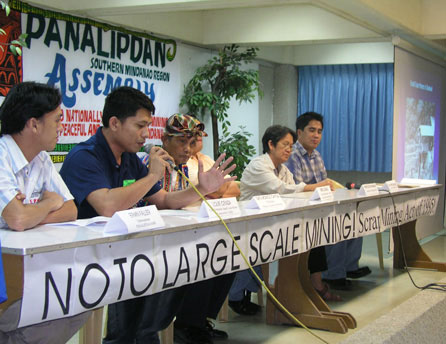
[41,190,65,211]
[197,153,237,195]
[147,146,174,181]
[15,191,25,202]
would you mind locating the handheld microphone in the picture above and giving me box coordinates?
[345,182,361,190]
[143,143,178,171]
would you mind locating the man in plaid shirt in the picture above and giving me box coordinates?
[286,112,370,291]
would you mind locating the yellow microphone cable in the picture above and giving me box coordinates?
[176,168,329,344]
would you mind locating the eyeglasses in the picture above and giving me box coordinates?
[277,141,293,150]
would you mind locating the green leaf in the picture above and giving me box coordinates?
[9,45,16,55]
[5,5,10,16]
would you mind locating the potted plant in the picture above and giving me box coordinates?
[180,44,262,168]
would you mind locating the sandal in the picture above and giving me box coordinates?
[315,283,342,302]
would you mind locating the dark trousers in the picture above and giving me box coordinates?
[175,273,235,328]
[308,246,328,274]
[103,286,188,344]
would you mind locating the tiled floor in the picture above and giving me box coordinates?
[68,229,446,344]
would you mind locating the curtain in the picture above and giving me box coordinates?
[298,64,393,172]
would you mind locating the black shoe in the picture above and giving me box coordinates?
[174,323,213,344]
[347,266,371,279]
[244,292,261,313]
[323,278,353,290]
[228,299,257,315]
[206,320,228,340]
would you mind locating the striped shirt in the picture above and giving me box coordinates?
[285,141,327,184]
[0,135,73,229]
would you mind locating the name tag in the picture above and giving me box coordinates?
[245,193,285,212]
[104,205,165,234]
[379,180,399,193]
[357,183,380,197]
[310,186,334,202]
[198,197,241,220]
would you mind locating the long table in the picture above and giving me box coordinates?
[0,185,443,338]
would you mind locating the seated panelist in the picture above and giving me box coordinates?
[229,125,305,314]
[187,129,240,200]
[285,111,370,292]
[229,125,341,315]
[141,113,236,344]
[0,82,90,344]
[60,88,236,344]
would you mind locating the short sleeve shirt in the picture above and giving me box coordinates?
[60,127,161,219]
[285,141,327,184]
[0,135,73,228]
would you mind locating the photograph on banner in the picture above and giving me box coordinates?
[0,7,180,168]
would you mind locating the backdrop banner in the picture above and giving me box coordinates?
[0,3,180,168]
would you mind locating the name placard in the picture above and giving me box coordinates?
[357,183,380,197]
[198,197,241,220]
[310,186,334,202]
[245,194,286,212]
[104,205,165,234]
[379,180,399,193]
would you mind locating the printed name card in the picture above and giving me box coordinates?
[357,183,380,197]
[310,186,334,202]
[104,205,165,234]
[245,194,286,212]
[198,197,241,220]
[379,180,399,193]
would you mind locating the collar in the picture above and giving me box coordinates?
[4,135,43,174]
[294,140,316,158]
[95,127,128,168]
[264,153,283,174]
[190,152,205,162]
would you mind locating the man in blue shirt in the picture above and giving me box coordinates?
[286,112,370,292]
[60,86,236,344]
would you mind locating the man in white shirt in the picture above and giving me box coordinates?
[0,82,90,344]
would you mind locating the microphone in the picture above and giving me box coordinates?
[345,182,361,190]
[143,143,178,171]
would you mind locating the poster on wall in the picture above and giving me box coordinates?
[0,2,180,168]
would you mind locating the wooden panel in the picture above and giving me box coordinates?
[0,254,24,313]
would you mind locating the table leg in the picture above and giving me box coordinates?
[265,251,356,333]
[393,220,446,271]
[79,308,104,344]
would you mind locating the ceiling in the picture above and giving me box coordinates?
[24,0,446,63]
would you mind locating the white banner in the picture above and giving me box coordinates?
[19,189,439,327]
[0,7,181,166]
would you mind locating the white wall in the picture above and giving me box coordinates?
[258,42,394,66]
